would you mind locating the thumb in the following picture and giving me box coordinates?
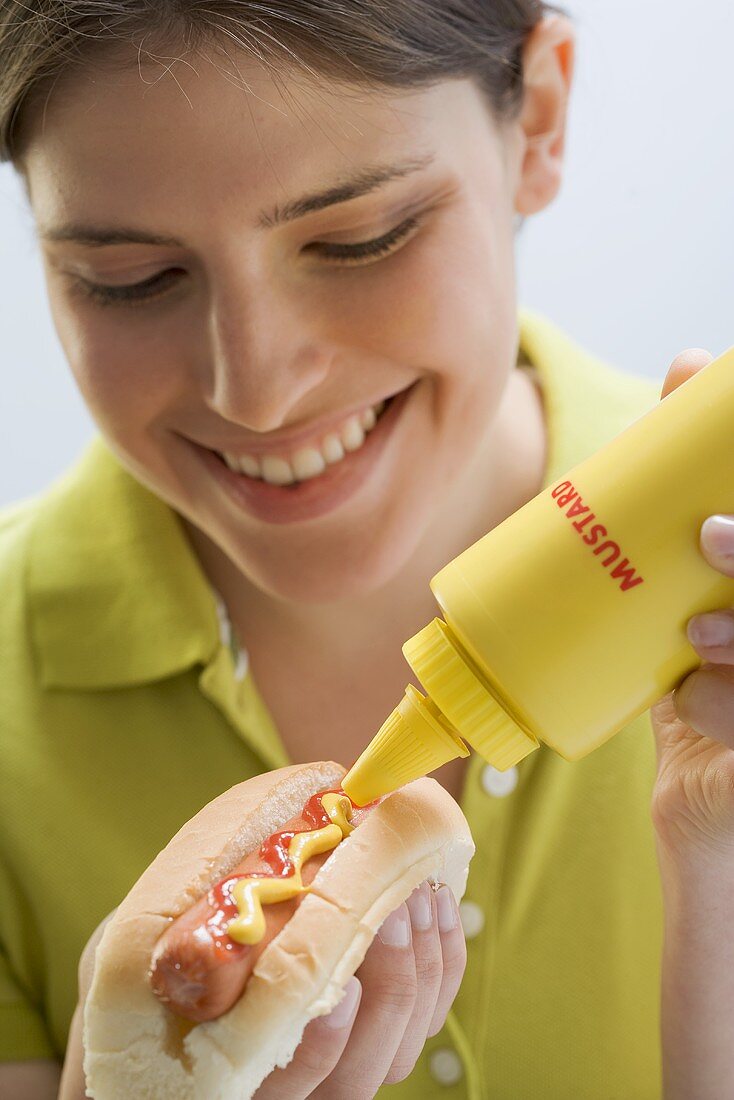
[660,348,713,400]
[649,689,690,767]
[79,908,118,1003]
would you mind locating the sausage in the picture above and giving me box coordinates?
[149,797,372,1022]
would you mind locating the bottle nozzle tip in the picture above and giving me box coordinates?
[341,686,469,804]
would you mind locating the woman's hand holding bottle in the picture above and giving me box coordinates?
[649,348,734,1099]
[650,348,734,852]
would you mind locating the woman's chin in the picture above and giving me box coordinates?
[235,537,416,605]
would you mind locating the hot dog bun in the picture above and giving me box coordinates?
[83,761,475,1099]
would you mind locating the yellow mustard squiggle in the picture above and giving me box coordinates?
[321,792,355,837]
[226,794,354,945]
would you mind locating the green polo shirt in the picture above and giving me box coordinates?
[0,311,664,1098]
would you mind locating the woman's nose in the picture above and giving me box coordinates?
[204,292,333,432]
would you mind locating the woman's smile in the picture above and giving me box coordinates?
[187,382,416,525]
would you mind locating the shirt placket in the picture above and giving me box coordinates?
[197,589,291,772]
[440,752,526,1099]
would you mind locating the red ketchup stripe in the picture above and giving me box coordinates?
[204,787,365,958]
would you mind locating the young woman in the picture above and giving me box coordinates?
[1,3,732,1098]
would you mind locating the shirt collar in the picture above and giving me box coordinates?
[28,435,221,690]
[517,306,656,487]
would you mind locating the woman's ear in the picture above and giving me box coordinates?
[513,14,575,217]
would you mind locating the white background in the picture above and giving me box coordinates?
[1,0,732,506]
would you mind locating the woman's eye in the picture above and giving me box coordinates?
[309,214,422,263]
[71,267,184,308]
[72,215,422,308]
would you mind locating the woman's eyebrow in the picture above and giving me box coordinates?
[258,152,436,228]
[38,152,436,248]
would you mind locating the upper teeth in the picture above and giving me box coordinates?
[220,401,386,486]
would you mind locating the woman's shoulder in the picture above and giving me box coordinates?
[0,492,40,547]
[0,437,219,696]
[0,483,67,714]
[0,440,107,588]
[0,494,42,647]
[0,437,151,692]
[518,309,663,482]
[0,451,92,624]
[519,309,662,410]
[0,490,56,785]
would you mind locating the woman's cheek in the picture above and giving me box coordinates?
[319,224,470,368]
[50,277,175,386]
[399,234,512,377]
[53,312,182,436]
[76,352,169,440]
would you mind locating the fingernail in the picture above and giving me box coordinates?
[323,976,361,1029]
[378,903,412,947]
[436,886,458,932]
[687,613,734,649]
[701,515,734,559]
[406,882,433,932]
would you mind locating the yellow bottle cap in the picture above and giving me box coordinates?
[342,683,469,806]
[403,618,539,771]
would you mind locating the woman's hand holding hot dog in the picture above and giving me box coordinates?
[59,880,466,1100]
[74,767,473,1097]
[650,350,734,1099]
[255,880,466,1099]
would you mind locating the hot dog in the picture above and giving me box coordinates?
[83,761,474,1100]
[149,789,376,1021]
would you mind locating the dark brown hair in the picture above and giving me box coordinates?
[0,0,558,166]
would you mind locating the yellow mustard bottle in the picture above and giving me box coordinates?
[342,345,734,807]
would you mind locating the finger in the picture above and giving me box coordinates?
[688,608,734,663]
[384,881,443,1084]
[650,689,692,766]
[684,512,734,664]
[697,514,734,577]
[660,348,713,400]
[78,908,118,1002]
[253,976,361,1099]
[426,886,467,1038]
[673,663,734,749]
[311,902,417,1099]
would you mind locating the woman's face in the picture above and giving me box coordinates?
[22,46,548,602]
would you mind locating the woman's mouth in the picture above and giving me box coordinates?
[190,385,415,525]
[218,399,387,486]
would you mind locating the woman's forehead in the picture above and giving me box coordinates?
[22,50,447,169]
[22,59,482,228]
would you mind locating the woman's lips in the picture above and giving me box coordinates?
[192,385,415,525]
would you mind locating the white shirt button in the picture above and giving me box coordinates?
[213,590,232,648]
[233,647,249,682]
[481,763,518,797]
[429,1047,464,1086]
[458,899,485,939]
[212,588,249,682]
